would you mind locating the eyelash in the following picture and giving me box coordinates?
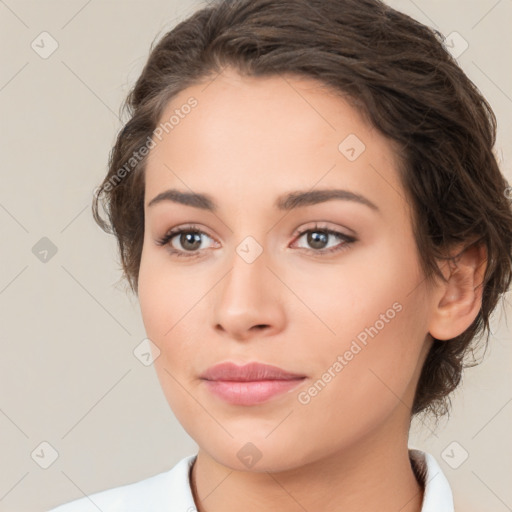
[155,223,357,259]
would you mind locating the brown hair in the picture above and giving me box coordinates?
[92,0,512,417]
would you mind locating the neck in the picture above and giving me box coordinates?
[190,420,424,512]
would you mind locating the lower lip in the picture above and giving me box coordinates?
[202,378,306,405]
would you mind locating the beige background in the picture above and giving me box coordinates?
[0,0,510,511]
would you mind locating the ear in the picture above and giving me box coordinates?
[428,241,488,341]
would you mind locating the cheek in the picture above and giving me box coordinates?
[138,241,203,342]
[295,234,428,396]
[138,266,168,342]
[288,284,428,456]
[137,245,212,391]
[137,253,200,418]
[290,231,422,342]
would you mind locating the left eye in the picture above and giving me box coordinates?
[291,226,356,255]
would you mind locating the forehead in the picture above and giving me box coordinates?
[144,68,405,217]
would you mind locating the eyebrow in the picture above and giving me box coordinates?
[146,188,380,213]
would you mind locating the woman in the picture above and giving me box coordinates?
[48,0,512,510]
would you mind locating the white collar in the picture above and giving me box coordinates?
[48,449,454,511]
[410,449,455,511]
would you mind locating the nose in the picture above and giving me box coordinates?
[212,246,286,342]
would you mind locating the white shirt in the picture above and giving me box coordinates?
[47,449,454,511]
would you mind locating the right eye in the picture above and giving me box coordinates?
[155,224,219,259]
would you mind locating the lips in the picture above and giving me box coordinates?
[199,362,306,405]
[199,361,306,382]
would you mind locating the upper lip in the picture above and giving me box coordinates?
[200,362,306,381]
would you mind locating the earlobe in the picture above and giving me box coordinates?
[428,242,487,341]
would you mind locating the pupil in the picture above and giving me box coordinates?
[309,231,327,249]
[181,232,202,251]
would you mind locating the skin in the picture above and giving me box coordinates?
[137,67,487,512]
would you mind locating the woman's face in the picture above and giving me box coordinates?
[138,68,436,471]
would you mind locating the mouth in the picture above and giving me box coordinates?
[199,361,307,406]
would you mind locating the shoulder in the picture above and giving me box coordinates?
[47,454,197,512]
